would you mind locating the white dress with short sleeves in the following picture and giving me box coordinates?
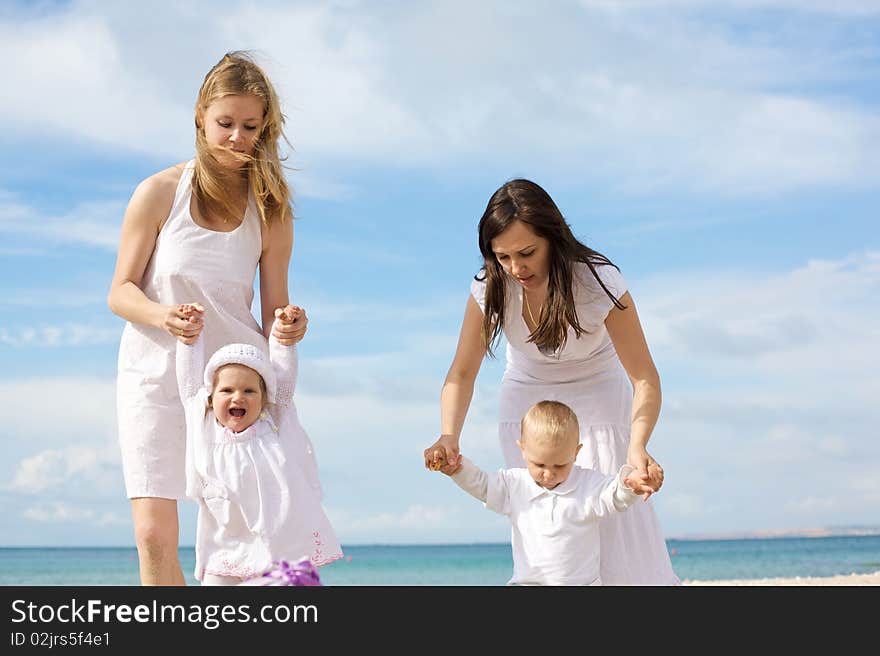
[116,161,266,499]
[471,262,680,585]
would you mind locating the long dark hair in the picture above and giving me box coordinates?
[477,179,624,357]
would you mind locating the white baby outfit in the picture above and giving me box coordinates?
[452,458,639,585]
[471,262,680,585]
[176,327,343,581]
[116,160,267,499]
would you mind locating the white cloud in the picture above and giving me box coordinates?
[7,445,121,495]
[0,192,124,251]
[781,497,837,514]
[640,250,880,370]
[0,323,121,348]
[23,503,95,522]
[93,511,130,527]
[334,505,456,533]
[0,10,190,158]
[2,1,877,195]
[581,0,880,16]
[42,201,125,250]
[223,4,429,161]
[195,2,880,193]
[327,503,509,545]
[0,291,107,308]
[0,247,54,257]
[693,96,880,193]
[294,387,501,468]
[632,250,880,534]
[0,378,118,446]
[661,492,708,520]
[299,298,454,326]
[23,502,129,527]
[290,172,356,201]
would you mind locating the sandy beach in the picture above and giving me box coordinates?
[685,570,880,586]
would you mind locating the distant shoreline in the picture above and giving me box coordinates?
[2,530,880,549]
[667,528,880,541]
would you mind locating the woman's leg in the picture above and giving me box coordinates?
[131,497,185,586]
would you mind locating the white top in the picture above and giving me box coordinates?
[176,324,342,580]
[471,262,626,385]
[116,160,265,499]
[452,458,639,586]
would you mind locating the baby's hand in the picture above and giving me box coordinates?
[623,474,654,501]
[423,435,461,476]
[274,305,301,325]
[428,449,447,472]
[167,303,204,344]
[272,305,308,346]
[427,449,462,476]
[180,303,205,320]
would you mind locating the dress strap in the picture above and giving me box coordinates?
[157,160,195,237]
[158,160,195,235]
[172,159,195,207]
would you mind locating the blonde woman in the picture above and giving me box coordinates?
[108,52,305,585]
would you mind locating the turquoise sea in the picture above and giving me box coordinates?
[1,536,879,586]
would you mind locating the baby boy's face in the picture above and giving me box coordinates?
[211,364,263,433]
[517,431,580,490]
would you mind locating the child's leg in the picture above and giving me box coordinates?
[201,574,243,586]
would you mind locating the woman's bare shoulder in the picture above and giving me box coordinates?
[134,162,188,200]
[125,162,189,225]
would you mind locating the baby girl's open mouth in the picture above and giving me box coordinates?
[229,408,246,417]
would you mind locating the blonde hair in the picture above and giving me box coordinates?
[193,50,292,226]
[521,400,580,448]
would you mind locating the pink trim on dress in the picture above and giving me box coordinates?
[204,554,261,579]
[312,531,344,567]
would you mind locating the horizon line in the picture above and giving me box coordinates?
[3,529,879,550]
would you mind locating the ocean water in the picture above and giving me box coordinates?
[1,535,878,586]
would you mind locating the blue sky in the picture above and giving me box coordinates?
[0,0,878,547]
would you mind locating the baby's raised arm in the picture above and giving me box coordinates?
[173,303,209,501]
[174,303,206,402]
[268,306,302,408]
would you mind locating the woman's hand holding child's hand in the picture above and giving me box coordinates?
[428,450,446,471]
[272,305,308,346]
[424,431,462,475]
[623,473,653,501]
[626,446,665,501]
[425,442,462,476]
[165,303,204,345]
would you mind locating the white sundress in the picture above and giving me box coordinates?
[176,331,343,581]
[116,160,266,500]
[471,262,680,585]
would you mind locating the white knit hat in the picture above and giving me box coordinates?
[204,343,276,403]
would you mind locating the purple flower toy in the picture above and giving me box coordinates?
[239,558,322,586]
